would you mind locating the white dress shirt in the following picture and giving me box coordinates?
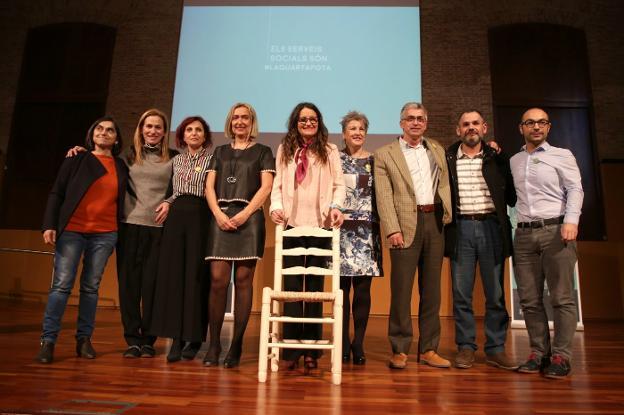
[510,142,583,224]
[399,137,438,205]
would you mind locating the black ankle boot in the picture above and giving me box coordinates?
[76,337,96,359]
[36,341,55,364]
[167,338,183,362]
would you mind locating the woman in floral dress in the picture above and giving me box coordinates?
[339,111,383,365]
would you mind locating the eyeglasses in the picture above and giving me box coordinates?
[402,116,427,124]
[298,117,318,125]
[521,119,550,128]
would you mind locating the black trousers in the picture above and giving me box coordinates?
[117,223,162,346]
[149,196,210,342]
[281,231,332,361]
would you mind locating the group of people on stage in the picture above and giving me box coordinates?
[35,101,583,380]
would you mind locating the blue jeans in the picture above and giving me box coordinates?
[41,231,117,343]
[451,217,508,355]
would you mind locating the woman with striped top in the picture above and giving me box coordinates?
[149,116,213,363]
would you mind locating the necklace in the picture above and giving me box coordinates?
[226,140,252,184]
[184,148,206,182]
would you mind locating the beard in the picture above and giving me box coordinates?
[461,133,482,148]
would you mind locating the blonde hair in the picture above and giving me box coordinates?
[131,108,170,164]
[224,103,259,140]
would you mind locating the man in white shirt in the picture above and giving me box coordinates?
[511,107,583,379]
[374,102,452,369]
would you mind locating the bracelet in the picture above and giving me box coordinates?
[329,203,344,213]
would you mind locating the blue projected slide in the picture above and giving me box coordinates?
[171,6,421,135]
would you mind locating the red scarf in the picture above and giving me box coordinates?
[295,142,310,184]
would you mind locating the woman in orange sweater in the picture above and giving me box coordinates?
[36,116,128,364]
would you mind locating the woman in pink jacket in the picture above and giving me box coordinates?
[269,102,345,371]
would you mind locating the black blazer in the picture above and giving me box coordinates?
[444,141,517,258]
[42,152,129,236]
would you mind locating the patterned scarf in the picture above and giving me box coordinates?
[295,142,310,184]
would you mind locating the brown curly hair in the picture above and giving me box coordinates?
[279,102,329,166]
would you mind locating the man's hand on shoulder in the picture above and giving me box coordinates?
[486,140,502,154]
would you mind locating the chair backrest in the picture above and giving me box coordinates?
[273,225,340,293]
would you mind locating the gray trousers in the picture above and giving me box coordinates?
[513,224,578,361]
[388,210,444,354]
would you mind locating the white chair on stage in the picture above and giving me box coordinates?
[258,225,343,385]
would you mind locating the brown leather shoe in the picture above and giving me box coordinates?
[419,350,451,368]
[485,352,519,371]
[388,353,408,369]
[454,348,475,369]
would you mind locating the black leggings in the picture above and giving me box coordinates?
[340,276,372,355]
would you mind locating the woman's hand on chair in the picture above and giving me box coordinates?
[270,209,285,225]
[330,208,344,228]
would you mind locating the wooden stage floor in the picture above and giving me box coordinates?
[0,300,623,415]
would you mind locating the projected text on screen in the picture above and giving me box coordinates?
[171,6,422,135]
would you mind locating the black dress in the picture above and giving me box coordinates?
[205,143,275,260]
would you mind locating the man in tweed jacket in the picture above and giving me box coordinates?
[374,102,452,369]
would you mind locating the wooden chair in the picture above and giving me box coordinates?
[258,225,343,385]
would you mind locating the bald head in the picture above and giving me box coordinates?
[519,108,551,151]
[521,108,549,122]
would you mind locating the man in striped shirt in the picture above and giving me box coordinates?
[444,110,518,371]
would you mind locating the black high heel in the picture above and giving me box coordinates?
[223,351,241,368]
[342,344,351,363]
[182,342,202,360]
[167,338,183,363]
[202,346,221,367]
[353,353,366,365]
[281,359,299,371]
[304,356,318,374]
[352,344,366,365]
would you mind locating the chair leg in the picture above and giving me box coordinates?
[332,290,344,385]
[270,298,280,372]
[258,288,271,382]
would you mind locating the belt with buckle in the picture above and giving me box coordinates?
[517,216,564,229]
[458,213,496,221]
[417,204,439,213]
